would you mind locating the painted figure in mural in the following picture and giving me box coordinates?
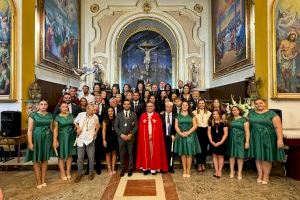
[138,42,157,72]
[277,31,299,91]
[0,62,9,94]
[191,61,199,88]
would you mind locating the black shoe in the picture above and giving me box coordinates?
[143,170,150,175]
[85,171,89,175]
[128,170,133,177]
[120,169,125,177]
[96,169,102,175]
[168,168,174,173]
[151,171,157,175]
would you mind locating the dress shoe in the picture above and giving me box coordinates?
[88,173,95,180]
[151,171,157,175]
[143,170,150,175]
[96,169,102,175]
[128,170,133,177]
[168,168,174,173]
[74,174,84,183]
[120,169,125,177]
[85,171,89,175]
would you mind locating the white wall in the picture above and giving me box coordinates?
[0,0,23,127]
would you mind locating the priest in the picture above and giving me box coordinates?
[136,102,168,175]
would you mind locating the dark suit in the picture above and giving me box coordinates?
[161,112,176,171]
[174,88,183,97]
[114,110,137,171]
[131,101,145,119]
[190,99,199,111]
[53,103,80,118]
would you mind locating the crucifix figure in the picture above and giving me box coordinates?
[138,41,157,72]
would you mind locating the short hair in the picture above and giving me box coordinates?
[254,97,265,103]
[86,104,94,110]
[123,99,131,104]
[165,101,174,107]
[174,97,182,101]
[109,97,116,103]
[64,92,71,96]
[82,85,89,89]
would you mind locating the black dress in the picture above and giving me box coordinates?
[209,121,227,155]
[105,119,118,153]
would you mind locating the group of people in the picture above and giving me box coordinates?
[26,80,285,189]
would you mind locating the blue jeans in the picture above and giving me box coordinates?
[77,140,95,175]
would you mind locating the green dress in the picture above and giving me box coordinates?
[174,113,201,156]
[248,110,285,161]
[55,114,76,159]
[26,112,53,162]
[227,117,248,159]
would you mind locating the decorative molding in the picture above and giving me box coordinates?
[87,0,205,88]
[90,4,100,13]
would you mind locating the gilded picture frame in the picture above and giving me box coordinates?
[0,0,17,102]
[271,0,300,99]
[37,0,80,78]
[212,0,252,78]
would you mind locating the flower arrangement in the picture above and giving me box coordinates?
[226,95,254,118]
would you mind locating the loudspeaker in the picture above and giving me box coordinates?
[1,111,21,137]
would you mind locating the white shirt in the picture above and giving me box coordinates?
[124,110,130,119]
[80,94,95,105]
[74,112,99,147]
[68,103,72,114]
[193,110,211,127]
[165,112,172,136]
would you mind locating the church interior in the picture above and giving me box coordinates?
[0,0,300,199]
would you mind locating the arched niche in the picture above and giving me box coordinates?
[116,18,178,87]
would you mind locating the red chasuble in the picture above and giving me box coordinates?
[136,112,168,171]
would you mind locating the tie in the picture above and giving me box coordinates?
[167,114,170,124]
[134,102,137,111]
[167,114,171,136]
[125,111,128,119]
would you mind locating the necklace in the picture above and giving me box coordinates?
[85,115,92,131]
[199,110,205,122]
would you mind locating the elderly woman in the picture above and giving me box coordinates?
[248,98,285,185]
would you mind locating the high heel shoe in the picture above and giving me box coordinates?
[229,172,234,178]
[66,175,72,180]
[262,180,269,185]
[257,179,262,183]
[183,174,187,178]
[186,174,191,178]
[36,184,43,189]
[41,183,47,187]
[61,176,67,181]
[237,176,242,180]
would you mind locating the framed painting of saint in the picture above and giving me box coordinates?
[212,0,252,78]
[0,0,16,101]
[272,0,300,98]
[37,0,80,78]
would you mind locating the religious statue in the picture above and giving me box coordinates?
[246,76,261,99]
[191,60,199,88]
[28,78,42,100]
[138,41,157,72]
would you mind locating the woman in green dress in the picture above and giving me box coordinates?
[26,100,53,189]
[174,101,201,178]
[53,102,76,181]
[227,106,250,180]
[249,98,285,185]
